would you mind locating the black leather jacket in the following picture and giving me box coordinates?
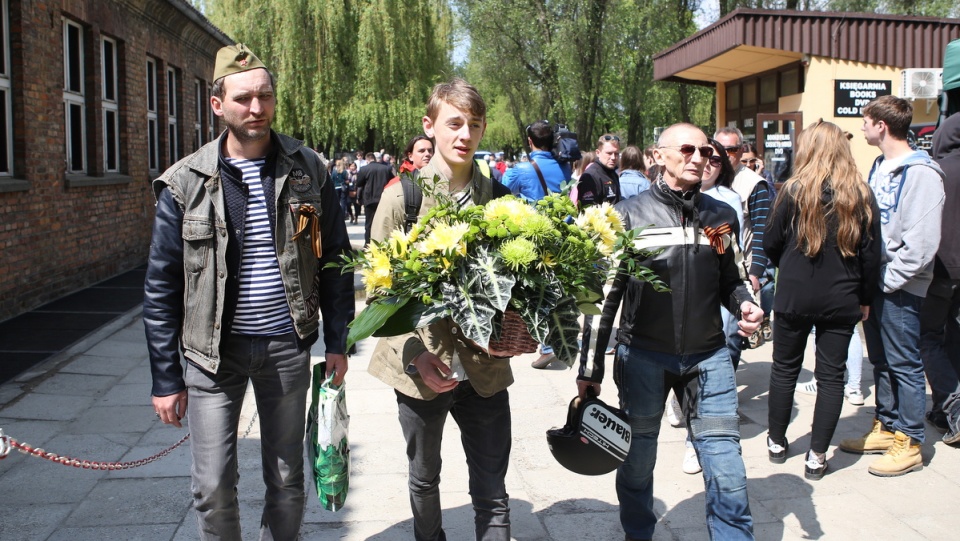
[578,184,755,383]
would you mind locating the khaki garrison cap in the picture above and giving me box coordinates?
[213,43,267,82]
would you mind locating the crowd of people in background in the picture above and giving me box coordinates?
[144,37,960,540]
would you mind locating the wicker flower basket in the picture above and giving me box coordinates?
[488,309,539,354]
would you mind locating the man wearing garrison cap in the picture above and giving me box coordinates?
[144,43,354,540]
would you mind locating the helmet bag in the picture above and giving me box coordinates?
[546,389,631,476]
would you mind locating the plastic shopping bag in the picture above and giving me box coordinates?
[307,363,350,511]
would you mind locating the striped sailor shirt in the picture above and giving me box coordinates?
[227,157,294,336]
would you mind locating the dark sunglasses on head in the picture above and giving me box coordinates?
[601,135,620,142]
[660,144,715,159]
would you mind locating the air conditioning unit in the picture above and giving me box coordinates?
[901,68,943,99]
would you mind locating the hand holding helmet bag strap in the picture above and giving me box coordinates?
[530,159,550,196]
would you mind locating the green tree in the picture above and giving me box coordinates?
[206,0,453,153]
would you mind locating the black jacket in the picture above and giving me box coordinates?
[764,184,882,323]
[577,159,621,207]
[578,185,754,383]
[356,161,394,205]
[933,112,960,280]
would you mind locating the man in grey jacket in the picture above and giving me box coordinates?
[144,44,353,540]
[840,95,945,477]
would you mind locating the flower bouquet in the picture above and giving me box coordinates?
[338,177,665,367]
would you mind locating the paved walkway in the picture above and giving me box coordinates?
[1,218,957,540]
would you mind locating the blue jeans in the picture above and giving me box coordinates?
[184,332,310,541]
[615,345,753,540]
[920,276,960,431]
[863,290,927,442]
[396,381,511,541]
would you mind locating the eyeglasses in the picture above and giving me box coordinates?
[740,158,758,165]
[659,144,715,159]
[707,155,724,167]
[722,145,741,156]
[601,135,620,142]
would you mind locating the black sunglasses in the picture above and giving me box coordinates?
[708,155,724,167]
[601,135,620,142]
[660,144,715,159]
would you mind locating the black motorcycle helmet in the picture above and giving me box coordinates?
[546,388,631,476]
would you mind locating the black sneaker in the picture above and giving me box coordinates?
[804,451,828,480]
[767,436,788,464]
[926,410,949,434]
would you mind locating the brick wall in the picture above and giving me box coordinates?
[0,0,230,321]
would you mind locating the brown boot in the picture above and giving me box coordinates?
[867,431,923,477]
[839,418,896,454]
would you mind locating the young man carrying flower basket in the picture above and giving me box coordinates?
[366,79,522,541]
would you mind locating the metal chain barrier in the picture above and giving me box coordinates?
[0,427,189,470]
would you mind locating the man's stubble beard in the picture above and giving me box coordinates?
[226,118,272,145]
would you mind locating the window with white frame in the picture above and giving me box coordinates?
[193,79,202,151]
[167,66,178,164]
[146,58,158,171]
[207,84,215,142]
[0,0,12,176]
[63,18,86,174]
[101,36,119,173]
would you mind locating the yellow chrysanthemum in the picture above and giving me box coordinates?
[360,244,393,295]
[575,205,620,256]
[519,213,556,239]
[387,230,409,258]
[483,198,538,224]
[419,221,470,255]
[498,237,538,271]
[603,204,626,233]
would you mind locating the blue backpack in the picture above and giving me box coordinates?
[553,124,582,164]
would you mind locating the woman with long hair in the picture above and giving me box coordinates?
[764,120,881,479]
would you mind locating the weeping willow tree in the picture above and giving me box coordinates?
[206,0,454,152]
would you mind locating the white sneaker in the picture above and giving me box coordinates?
[796,379,818,395]
[845,388,865,406]
[682,446,702,474]
[665,392,682,427]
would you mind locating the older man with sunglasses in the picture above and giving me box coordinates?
[577,123,761,540]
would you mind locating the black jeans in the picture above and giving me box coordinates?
[768,315,854,453]
[920,275,960,430]
[363,202,379,245]
[395,381,511,541]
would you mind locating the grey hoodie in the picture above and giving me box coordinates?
[867,150,946,297]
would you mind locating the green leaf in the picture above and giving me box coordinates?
[372,299,445,337]
[346,296,410,349]
[545,296,583,368]
[513,274,563,344]
[442,280,497,349]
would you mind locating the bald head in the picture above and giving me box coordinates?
[653,123,709,191]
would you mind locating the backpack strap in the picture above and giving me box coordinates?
[530,159,550,196]
[399,170,423,233]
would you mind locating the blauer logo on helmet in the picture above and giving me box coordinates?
[581,403,631,461]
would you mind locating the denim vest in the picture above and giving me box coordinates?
[152,133,327,373]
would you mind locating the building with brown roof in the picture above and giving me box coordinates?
[654,9,960,180]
